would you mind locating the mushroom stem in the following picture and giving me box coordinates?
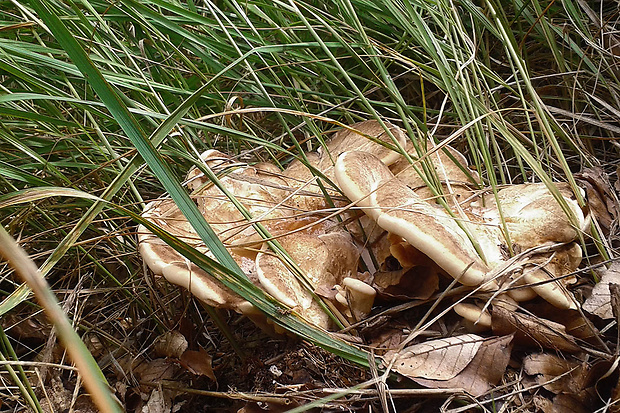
[342,277,376,321]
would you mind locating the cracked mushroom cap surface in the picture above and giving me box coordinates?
[282,120,408,214]
[390,141,481,208]
[334,150,490,287]
[466,183,586,308]
[318,120,408,168]
[186,156,294,248]
[255,227,360,330]
[282,152,337,212]
[139,153,301,313]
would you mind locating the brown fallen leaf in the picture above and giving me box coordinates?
[576,167,619,234]
[412,334,513,397]
[180,347,216,381]
[134,358,179,385]
[141,387,172,413]
[383,334,483,380]
[154,330,188,359]
[523,353,588,394]
[131,357,180,406]
[583,261,620,319]
[551,393,595,413]
[518,300,600,341]
[492,305,580,352]
[372,265,439,300]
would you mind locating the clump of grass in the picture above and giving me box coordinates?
[0,0,617,410]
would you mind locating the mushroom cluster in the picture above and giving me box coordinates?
[138,120,589,334]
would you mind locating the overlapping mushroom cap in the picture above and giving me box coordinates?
[330,123,588,313]
[137,199,249,311]
[138,119,590,336]
[138,149,367,330]
[256,227,359,329]
[335,150,490,287]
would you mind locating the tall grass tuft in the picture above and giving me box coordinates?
[0,0,617,409]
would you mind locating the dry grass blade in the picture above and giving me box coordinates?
[0,226,123,412]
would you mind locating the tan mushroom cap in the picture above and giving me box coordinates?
[522,268,577,310]
[454,303,492,329]
[466,183,585,308]
[140,148,367,330]
[137,200,248,310]
[479,183,587,248]
[282,152,336,212]
[282,120,408,214]
[341,277,376,321]
[319,120,408,167]
[255,228,359,329]
[335,151,490,287]
[390,142,481,208]
[139,151,300,315]
[187,157,293,247]
[515,243,582,310]
[505,273,539,302]
[185,149,239,192]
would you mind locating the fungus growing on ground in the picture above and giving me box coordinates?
[255,227,360,329]
[334,150,490,287]
[138,119,590,339]
[334,277,377,321]
[138,148,374,331]
[137,199,250,312]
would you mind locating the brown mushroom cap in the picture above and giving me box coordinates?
[319,120,408,167]
[137,200,248,310]
[335,151,490,286]
[255,228,359,329]
[139,152,297,315]
[478,183,587,248]
[281,152,334,212]
[390,142,481,207]
[188,157,293,247]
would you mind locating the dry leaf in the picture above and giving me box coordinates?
[551,393,594,413]
[492,305,580,352]
[369,325,407,353]
[134,359,179,387]
[576,167,619,233]
[518,301,600,340]
[533,394,592,413]
[180,348,216,381]
[383,334,483,380]
[141,388,171,413]
[154,331,188,359]
[373,265,438,300]
[583,261,620,319]
[523,353,587,394]
[413,334,513,397]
